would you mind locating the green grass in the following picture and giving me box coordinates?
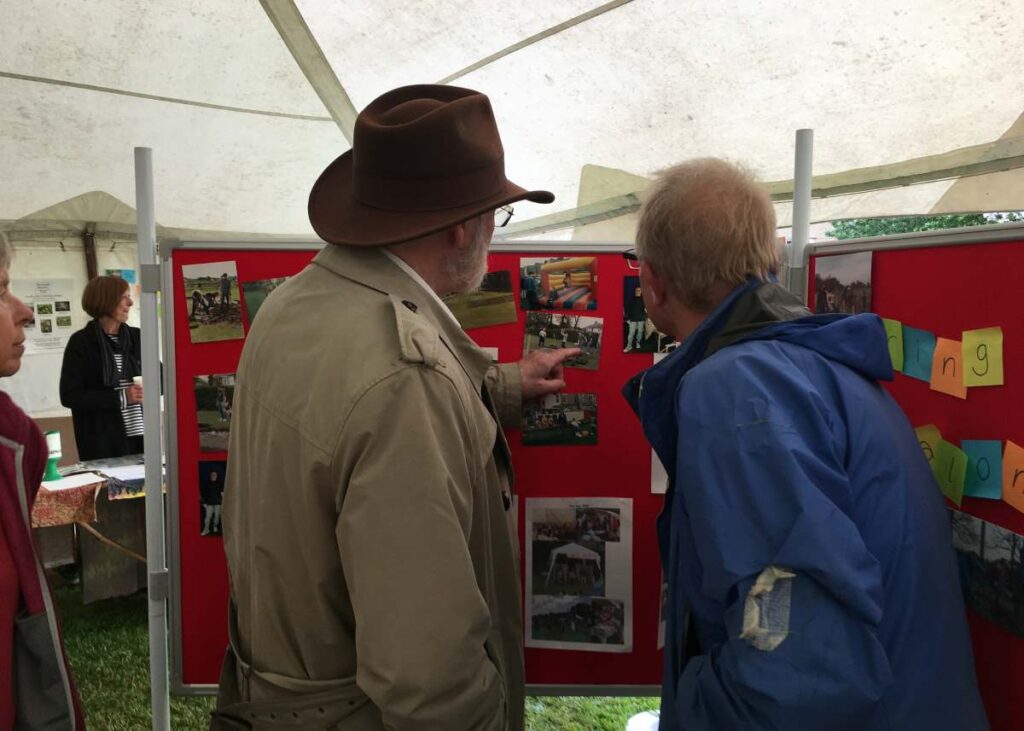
[55,585,658,730]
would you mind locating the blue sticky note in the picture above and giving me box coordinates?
[902,326,937,382]
[962,440,1003,500]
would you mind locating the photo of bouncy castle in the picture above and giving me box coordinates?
[520,256,598,311]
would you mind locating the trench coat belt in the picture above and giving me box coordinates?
[213,601,371,729]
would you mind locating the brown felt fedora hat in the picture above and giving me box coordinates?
[309,84,554,246]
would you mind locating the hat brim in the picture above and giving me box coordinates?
[309,150,555,246]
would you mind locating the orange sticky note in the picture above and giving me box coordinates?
[930,337,967,399]
[1004,441,1024,515]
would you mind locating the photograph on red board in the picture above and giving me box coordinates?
[522,393,597,446]
[199,460,226,537]
[526,498,633,653]
[950,510,1024,638]
[622,276,675,353]
[530,596,625,647]
[813,251,872,315]
[442,270,517,329]
[183,260,245,343]
[523,312,602,370]
[241,276,288,327]
[193,373,235,452]
[519,256,598,311]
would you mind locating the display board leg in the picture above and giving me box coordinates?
[135,147,171,731]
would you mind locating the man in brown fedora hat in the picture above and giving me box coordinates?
[213,85,579,731]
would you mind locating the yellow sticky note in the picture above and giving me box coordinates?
[930,338,967,399]
[915,424,942,472]
[963,327,1004,387]
[1002,440,1024,515]
[882,318,903,371]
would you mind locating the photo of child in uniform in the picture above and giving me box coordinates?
[530,596,625,646]
[520,256,598,311]
[523,312,602,370]
[442,270,518,329]
[813,251,872,314]
[241,276,288,327]
[522,393,597,446]
[198,460,226,536]
[622,276,675,353]
[193,373,235,452]
[182,260,245,343]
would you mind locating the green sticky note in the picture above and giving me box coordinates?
[882,318,904,371]
[962,327,1004,386]
[915,424,942,471]
[934,440,968,506]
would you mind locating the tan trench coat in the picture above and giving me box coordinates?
[214,245,524,731]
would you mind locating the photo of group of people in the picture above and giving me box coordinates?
[523,312,603,370]
[182,261,245,343]
[813,251,872,315]
[443,270,517,329]
[520,256,598,311]
[522,393,597,446]
[198,460,226,536]
[193,373,235,452]
[950,510,1024,637]
[527,498,633,652]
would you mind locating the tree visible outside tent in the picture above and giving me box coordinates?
[826,212,1023,240]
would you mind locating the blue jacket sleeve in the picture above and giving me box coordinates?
[671,350,893,730]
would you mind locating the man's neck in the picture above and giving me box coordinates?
[384,243,450,295]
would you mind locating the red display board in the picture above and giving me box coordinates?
[170,245,663,691]
[809,236,1024,731]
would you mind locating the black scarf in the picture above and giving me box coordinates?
[90,319,141,388]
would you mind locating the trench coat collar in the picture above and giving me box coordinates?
[312,244,493,393]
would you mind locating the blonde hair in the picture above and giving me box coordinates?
[636,158,778,310]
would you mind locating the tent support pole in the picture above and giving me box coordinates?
[134,147,171,731]
[83,223,98,280]
[787,129,813,299]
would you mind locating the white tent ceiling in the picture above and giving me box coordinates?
[2,0,1023,242]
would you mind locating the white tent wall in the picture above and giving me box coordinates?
[4,0,1024,241]
[0,238,140,417]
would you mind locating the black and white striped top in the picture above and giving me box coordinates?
[108,334,144,438]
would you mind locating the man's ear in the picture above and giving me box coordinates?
[639,260,666,306]
[449,220,470,252]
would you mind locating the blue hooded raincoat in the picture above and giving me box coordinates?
[625,280,987,730]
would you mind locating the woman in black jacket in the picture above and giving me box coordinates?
[59,275,144,460]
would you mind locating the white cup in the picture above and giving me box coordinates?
[133,376,143,388]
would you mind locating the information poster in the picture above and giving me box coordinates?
[526,497,633,653]
[13,278,75,354]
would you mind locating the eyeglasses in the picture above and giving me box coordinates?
[622,248,640,271]
[495,205,514,228]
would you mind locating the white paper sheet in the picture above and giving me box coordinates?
[41,472,105,491]
[102,464,147,482]
[526,497,633,653]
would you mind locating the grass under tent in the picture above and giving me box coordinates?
[54,585,659,730]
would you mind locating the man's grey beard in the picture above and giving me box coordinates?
[444,223,490,294]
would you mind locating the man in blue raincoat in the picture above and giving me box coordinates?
[623,158,987,730]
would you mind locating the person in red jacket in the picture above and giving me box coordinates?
[0,233,86,730]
